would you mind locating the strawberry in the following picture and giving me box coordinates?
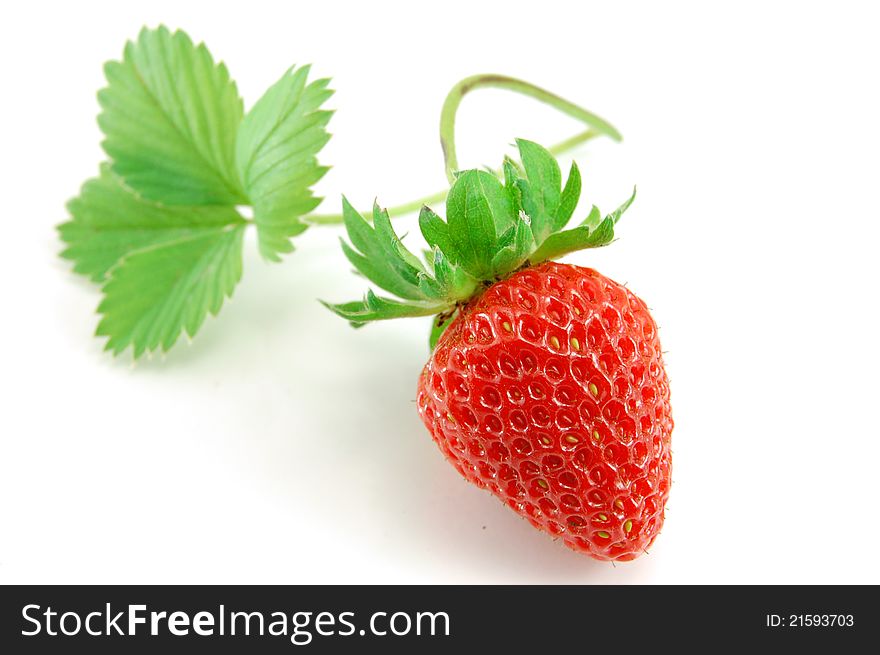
[417,262,671,560]
[326,139,672,561]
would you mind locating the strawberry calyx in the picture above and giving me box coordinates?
[323,139,635,344]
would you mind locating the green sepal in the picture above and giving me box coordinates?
[530,216,614,262]
[327,138,635,338]
[490,210,535,275]
[427,247,479,301]
[419,205,460,264]
[444,169,516,279]
[531,187,636,263]
[515,138,562,243]
[321,290,449,326]
[607,185,637,224]
[340,198,428,301]
[556,161,582,231]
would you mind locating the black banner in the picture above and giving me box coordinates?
[0,585,873,653]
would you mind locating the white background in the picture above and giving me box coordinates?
[1,0,878,584]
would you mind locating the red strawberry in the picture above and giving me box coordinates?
[326,139,672,561]
[416,262,671,560]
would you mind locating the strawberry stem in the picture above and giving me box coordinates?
[303,75,621,226]
[303,131,597,226]
[439,74,622,184]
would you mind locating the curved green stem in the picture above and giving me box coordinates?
[439,74,622,184]
[303,74,621,225]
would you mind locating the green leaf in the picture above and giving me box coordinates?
[96,225,245,357]
[321,290,448,326]
[98,26,245,205]
[236,66,333,261]
[59,165,244,283]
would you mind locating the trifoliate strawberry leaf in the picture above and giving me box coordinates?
[59,165,244,283]
[97,224,245,357]
[236,66,333,261]
[326,139,635,334]
[99,26,245,205]
[62,27,338,358]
